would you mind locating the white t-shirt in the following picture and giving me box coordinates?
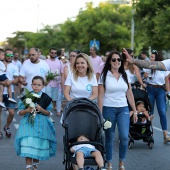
[162,59,170,71]
[125,70,137,83]
[64,73,98,99]
[12,60,22,71]
[3,63,19,94]
[98,71,130,107]
[20,59,50,91]
[0,61,6,75]
[72,144,95,152]
[144,69,169,85]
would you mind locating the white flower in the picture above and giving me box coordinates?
[25,98,32,104]
[104,120,112,129]
[32,94,40,98]
[55,69,59,74]
[33,113,36,117]
[29,102,35,108]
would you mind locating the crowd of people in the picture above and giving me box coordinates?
[0,46,170,170]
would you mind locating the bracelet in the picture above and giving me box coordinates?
[133,111,138,115]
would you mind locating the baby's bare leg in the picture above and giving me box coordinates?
[76,151,84,169]
[91,150,104,168]
[7,84,12,98]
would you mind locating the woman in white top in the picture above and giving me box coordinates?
[122,49,146,88]
[144,50,170,143]
[98,51,137,170]
[64,53,98,101]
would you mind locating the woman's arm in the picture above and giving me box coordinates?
[64,85,73,101]
[126,84,138,123]
[98,84,104,112]
[89,86,98,100]
[133,65,146,87]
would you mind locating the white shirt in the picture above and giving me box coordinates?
[125,70,137,83]
[162,59,170,71]
[0,61,6,75]
[12,60,22,71]
[20,59,50,91]
[98,71,130,107]
[3,63,19,94]
[72,144,95,152]
[65,73,98,99]
[144,69,169,85]
[89,55,103,74]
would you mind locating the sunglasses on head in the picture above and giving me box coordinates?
[6,53,14,57]
[111,58,121,62]
[152,50,158,54]
[51,52,57,54]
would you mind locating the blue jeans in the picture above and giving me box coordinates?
[146,85,167,130]
[102,106,130,163]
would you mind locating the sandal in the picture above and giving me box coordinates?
[32,162,39,170]
[26,165,32,170]
[107,165,112,170]
[0,132,3,139]
[118,165,125,170]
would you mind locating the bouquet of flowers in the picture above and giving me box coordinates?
[23,89,41,126]
[46,69,60,83]
[103,119,112,129]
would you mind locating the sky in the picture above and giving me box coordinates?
[0,0,106,41]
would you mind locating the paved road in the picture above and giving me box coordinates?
[0,105,170,170]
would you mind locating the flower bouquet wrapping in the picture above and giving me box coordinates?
[23,89,41,126]
[46,69,60,83]
[103,119,112,129]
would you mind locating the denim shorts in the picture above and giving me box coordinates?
[0,74,8,81]
[75,147,97,157]
[3,93,16,109]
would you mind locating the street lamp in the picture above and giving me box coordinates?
[108,0,134,50]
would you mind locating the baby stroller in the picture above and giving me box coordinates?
[62,98,106,170]
[128,83,154,149]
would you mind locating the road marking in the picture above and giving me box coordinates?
[153,126,170,135]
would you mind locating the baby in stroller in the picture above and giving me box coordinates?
[70,135,106,170]
[130,101,154,123]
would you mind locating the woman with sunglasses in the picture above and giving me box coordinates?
[98,51,137,170]
[122,48,146,89]
[143,50,170,143]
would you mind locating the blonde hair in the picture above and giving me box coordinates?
[72,53,94,81]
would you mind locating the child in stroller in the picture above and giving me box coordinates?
[130,101,154,124]
[70,135,106,170]
[128,88,154,149]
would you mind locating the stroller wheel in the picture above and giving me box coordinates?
[148,142,154,149]
[128,141,134,149]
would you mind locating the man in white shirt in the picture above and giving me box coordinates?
[19,48,50,92]
[12,52,22,71]
[0,48,19,138]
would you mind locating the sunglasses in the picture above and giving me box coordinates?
[152,50,158,54]
[6,53,14,57]
[111,58,121,62]
[51,52,57,54]
[70,55,77,58]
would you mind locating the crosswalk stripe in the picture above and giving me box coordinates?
[14,124,19,129]
[153,126,170,135]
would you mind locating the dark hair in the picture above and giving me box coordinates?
[32,76,45,85]
[0,48,5,54]
[136,100,144,106]
[141,51,147,55]
[49,48,57,52]
[70,50,81,54]
[101,51,129,89]
[5,48,13,52]
[57,50,62,56]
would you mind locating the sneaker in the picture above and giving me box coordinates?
[8,98,17,103]
[164,135,170,144]
[4,126,11,138]
[49,117,55,123]
[0,102,6,108]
